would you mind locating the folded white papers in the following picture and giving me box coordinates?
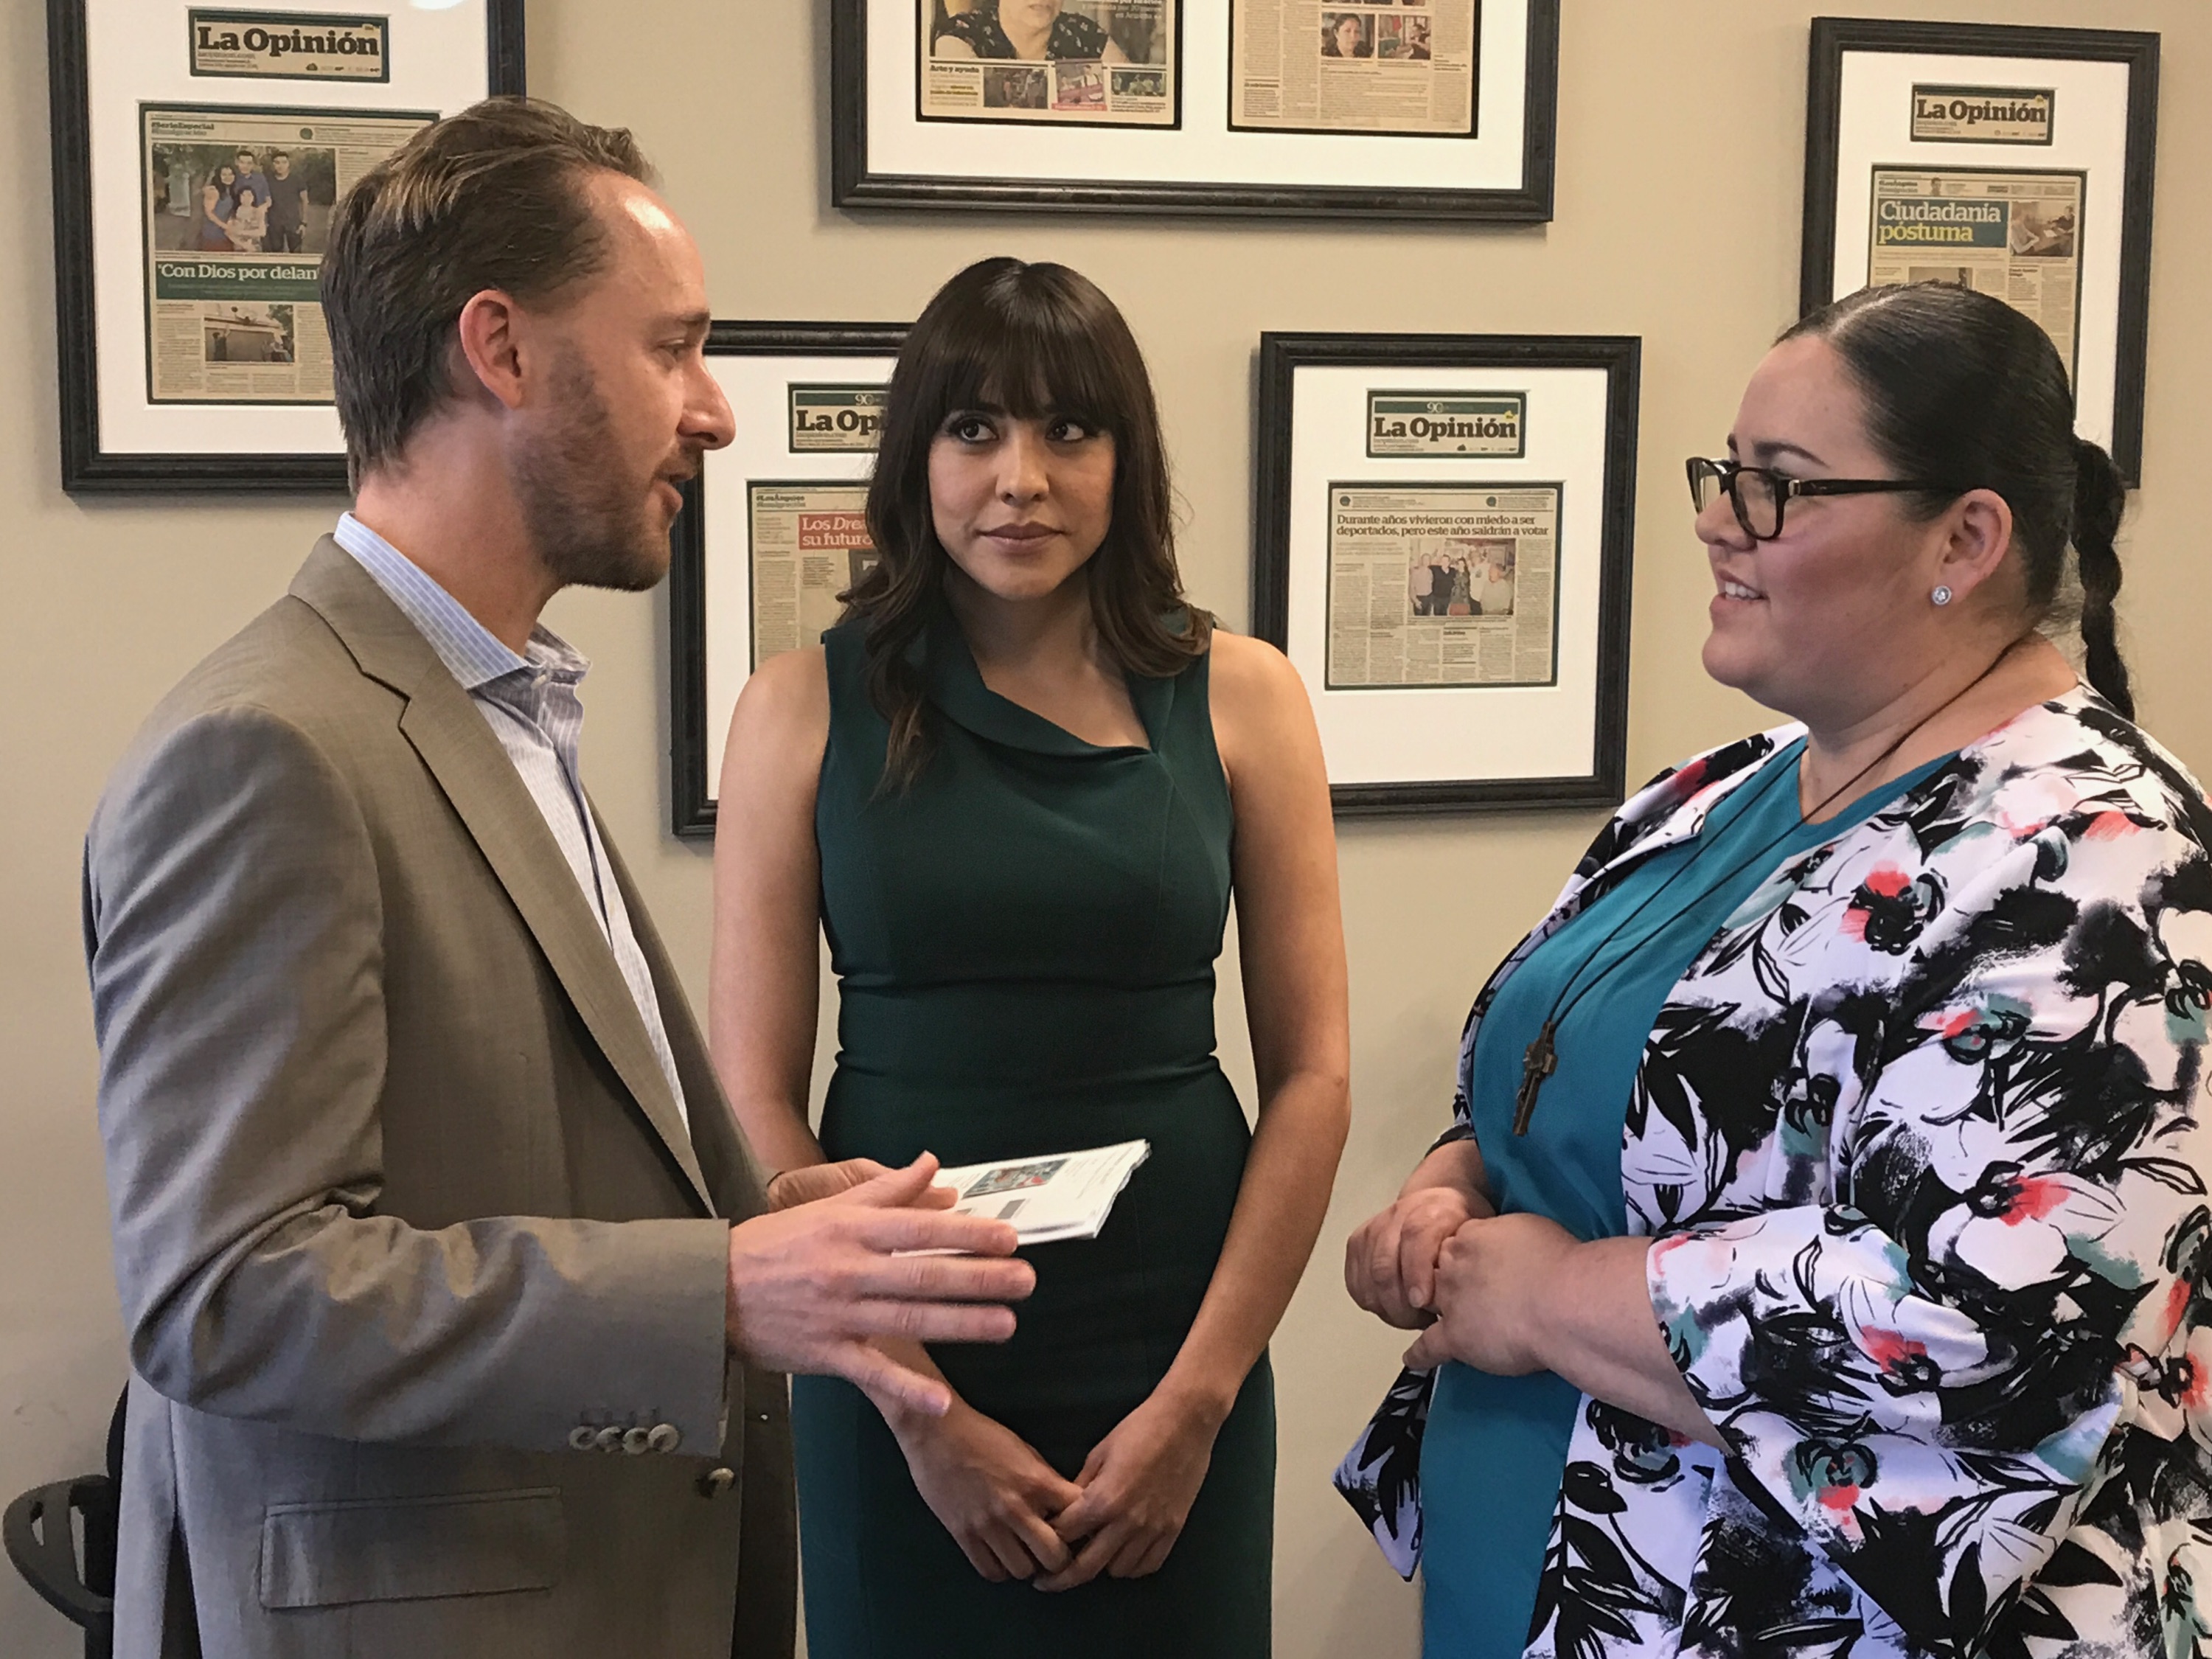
[936,1139,1152,1246]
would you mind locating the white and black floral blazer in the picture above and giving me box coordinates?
[1335,688,2212,1659]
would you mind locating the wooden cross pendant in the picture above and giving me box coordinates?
[1512,1020,1558,1135]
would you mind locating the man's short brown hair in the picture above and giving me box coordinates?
[320,96,654,484]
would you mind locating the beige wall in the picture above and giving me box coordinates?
[4,1,2207,1653]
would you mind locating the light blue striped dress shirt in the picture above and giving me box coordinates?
[333,513,689,1134]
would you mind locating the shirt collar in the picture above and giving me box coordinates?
[333,512,588,694]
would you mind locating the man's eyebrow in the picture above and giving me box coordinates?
[657,309,712,336]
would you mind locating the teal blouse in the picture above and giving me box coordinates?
[1419,741,1951,1658]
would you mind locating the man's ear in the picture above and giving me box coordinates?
[453,288,529,413]
[1936,487,2016,603]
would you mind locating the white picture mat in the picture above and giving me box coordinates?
[1282,364,1613,787]
[87,0,491,456]
[864,0,1530,189]
[1829,50,2130,453]
[699,352,899,796]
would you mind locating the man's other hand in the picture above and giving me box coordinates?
[726,1155,1032,1416]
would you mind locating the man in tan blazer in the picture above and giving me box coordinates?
[83,99,1032,1659]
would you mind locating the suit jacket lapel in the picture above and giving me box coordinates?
[597,814,770,1226]
[289,538,714,1214]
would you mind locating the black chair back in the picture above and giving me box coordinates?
[3,1385,124,1659]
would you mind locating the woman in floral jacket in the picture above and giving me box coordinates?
[1340,281,2212,1659]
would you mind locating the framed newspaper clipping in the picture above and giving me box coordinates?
[668,321,906,837]
[831,0,1559,220]
[1254,333,1639,818]
[1802,18,2159,485]
[47,0,526,492]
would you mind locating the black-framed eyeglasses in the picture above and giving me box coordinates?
[1685,456,1963,541]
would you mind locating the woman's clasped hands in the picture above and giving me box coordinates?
[886,1385,1221,1590]
[1035,1386,1220,1590]
[1399,1211,1580,1377]
[1342,1179,1484,1329]
[888,1398,1081,1584]
[1343,1147,1584,1377]
[786,1158,1225,1592]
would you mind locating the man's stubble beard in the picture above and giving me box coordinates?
[512,347,676,594]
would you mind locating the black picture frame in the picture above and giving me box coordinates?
[46,0,526,493]
[668,320,908,838]
[1254,333,1639,818]
[1801,17,2159,484]
[831,0,1559,221]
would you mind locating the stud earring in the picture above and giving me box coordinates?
[1931,584,1954,607]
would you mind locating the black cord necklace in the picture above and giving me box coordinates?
[1510,647,2019,1135]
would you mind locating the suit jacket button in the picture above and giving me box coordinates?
[621,1427,651,1455]
[594,1427,624,1453]
[697,1466,736,1498]
[648,1423,681,1453]
[568,1426,598,1452]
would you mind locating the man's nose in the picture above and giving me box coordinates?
[687,361,736,451]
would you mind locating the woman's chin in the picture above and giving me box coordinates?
[947,557,1088,609]
[1700,633,1767,699]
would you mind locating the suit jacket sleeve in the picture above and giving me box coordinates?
[87,702,733,1455]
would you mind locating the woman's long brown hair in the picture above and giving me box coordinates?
[847,257,1212,789]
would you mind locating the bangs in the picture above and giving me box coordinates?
[853,255,1208,788]
[900,271,1138,434]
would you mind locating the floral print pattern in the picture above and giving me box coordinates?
[1336,689,2212,1659]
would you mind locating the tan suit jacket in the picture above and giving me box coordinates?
[83,540,795,1658]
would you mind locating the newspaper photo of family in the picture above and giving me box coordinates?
[146,139,324,257]
[138,104,431,404]
[143,139,317,374]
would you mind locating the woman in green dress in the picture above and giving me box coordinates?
[707,257,1349,1658]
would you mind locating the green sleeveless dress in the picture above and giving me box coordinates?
[791,604,1275,1658]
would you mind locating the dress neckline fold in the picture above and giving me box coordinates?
[921,599,1172,758]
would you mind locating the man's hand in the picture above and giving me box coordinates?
[726,1155,1032,1416]
[1402,1212,1579,1375]
[888,1400,1083,1582]
[765,1158,892,1211]
[1344,1184,1481,1329]
[1034,1387,1223,1591]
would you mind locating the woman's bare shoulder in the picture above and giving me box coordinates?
[724,644,830,765]
[738,644,828,714]
[1205,625,1325,807]
[1207,627,1307,713]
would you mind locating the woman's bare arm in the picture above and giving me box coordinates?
[708,646,834,1180]
[1157,630,1351,1417]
